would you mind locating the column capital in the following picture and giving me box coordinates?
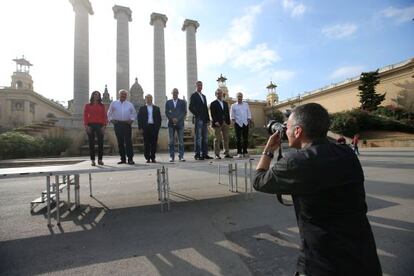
[113,5,132,21]
[69,0,93,15]
[182,19,199,31]
[150,13,168,27]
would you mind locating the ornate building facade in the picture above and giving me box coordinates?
[0,57,71,131]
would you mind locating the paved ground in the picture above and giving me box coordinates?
[0,148,413,275]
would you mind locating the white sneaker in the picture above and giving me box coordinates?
[179,157,186,162]
[169,158,174,162]
[237,154,243,158]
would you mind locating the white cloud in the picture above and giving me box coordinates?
[199,3,280,73]
[282,0,306,18]
[329,66,364,79]
[322,23,357,39]
[381,5,414,23]
[270,69,296,81]
[229,5,262,47]
[232,43,280,71]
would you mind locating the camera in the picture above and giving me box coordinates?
[266,120,286,136]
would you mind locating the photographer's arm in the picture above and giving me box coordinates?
[256,132,281,171]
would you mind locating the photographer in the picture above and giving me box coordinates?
[254,103,381,276]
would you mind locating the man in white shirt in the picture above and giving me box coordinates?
[230,92,252,158]
[107,89,137,164]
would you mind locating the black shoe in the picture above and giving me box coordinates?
[98,159,104,165]
[215,155,221,159]
[91,160,96,166]
[127,159,135,165]
[203,155,213,160]
[224,155,233,159]
[146,160,151,163]
[117,160,126,164]
[151,159,156,163]
[195,155,204,160]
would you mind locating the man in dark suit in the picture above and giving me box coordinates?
[189,81,212,160]
[210,88,232,159]
[137,94,162,163]
[165,88,187,162]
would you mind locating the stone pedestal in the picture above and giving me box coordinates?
[69,0,93,117]
[150,13,168,126]
[182,19,200,124]
[113,5,132,99]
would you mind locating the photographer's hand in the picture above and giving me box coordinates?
[256,132,281,171]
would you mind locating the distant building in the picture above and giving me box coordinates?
[218,57,414,128]
[0,57,71,131]
[129,77,145,111]
[273,58,414,114]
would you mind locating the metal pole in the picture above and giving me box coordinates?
[244,161,248,197]
[165,167,170,211]
[249,159,253,195]
[67,174,70,206]
[75,174,80,208]
[46,176,51,226]
[157,168,161,201]
[89,173,92,197]
[228,163,233,191]
[218,163,221,184]
[55,175,60,224]
[235,163,238,192]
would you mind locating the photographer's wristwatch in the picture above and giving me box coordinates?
[262,150,274,159]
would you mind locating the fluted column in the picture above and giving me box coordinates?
[182,19,199,120]
[150,13,168,124]
[113,5,132,99]
[69,0,93,117]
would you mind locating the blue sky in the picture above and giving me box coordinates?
[0,0,413,105]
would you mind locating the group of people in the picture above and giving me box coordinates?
[83,80,253,165]
[337,134,361,155]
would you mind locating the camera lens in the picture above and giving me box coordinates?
[266,120,286,136]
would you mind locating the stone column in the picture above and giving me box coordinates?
[150,13,168,124]
[182,19,200,121]
[69,0,93,118]
[113,5,132,99]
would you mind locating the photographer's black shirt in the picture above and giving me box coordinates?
[254,138,382,275]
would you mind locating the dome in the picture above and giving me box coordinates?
[129,77,145,108]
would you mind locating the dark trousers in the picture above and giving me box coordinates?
[87,123,104,161]
[114,122,133,161]
[143,124,159,161]
[235,124,249,154]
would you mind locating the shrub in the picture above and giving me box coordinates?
[330,109,414,137]
[0,132,72,160]
[0,132,43,159]
[42,137,72,156]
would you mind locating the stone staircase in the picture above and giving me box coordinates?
[14,118,64,138]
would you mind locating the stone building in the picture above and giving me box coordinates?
[272,57,414,114]
[129,77,145,110]
[0,57,71,132]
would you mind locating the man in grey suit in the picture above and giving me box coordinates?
[165,88,187,162]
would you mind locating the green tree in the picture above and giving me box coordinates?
[267,109,285,123]
[358,69,386,111]
[392,81,414,119]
